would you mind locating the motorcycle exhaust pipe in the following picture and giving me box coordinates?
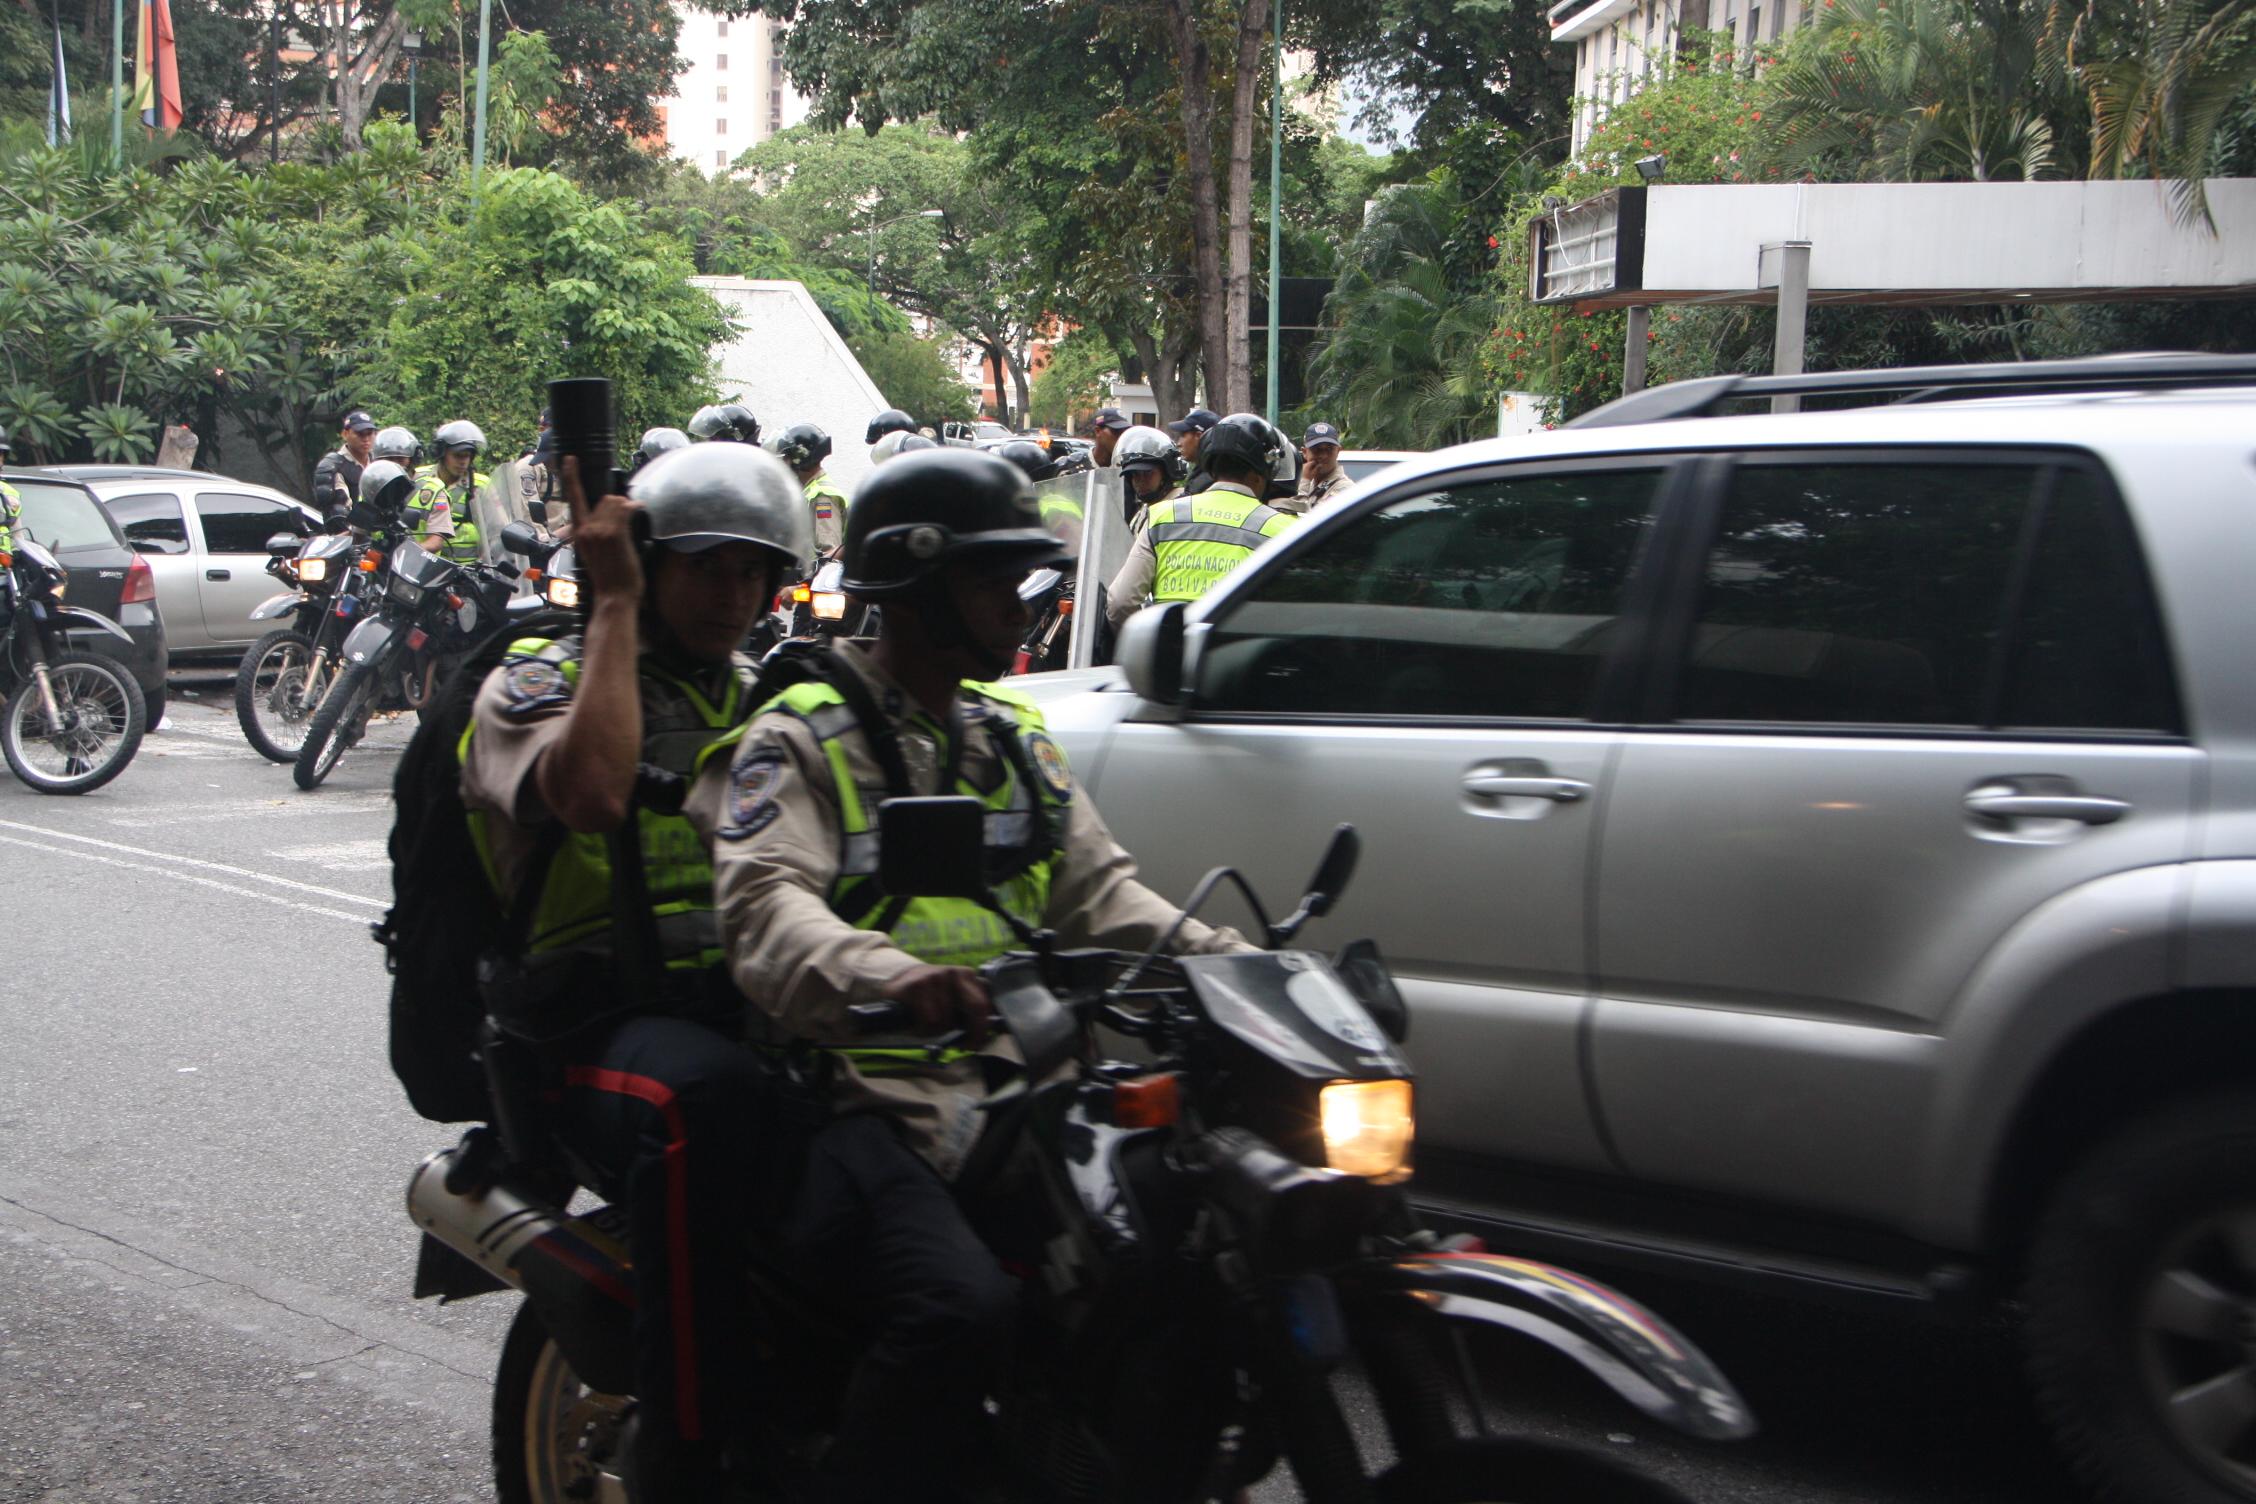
[407,1144,638,1394]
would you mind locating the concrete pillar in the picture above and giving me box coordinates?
[1763,239,1811,412]
[1623,304,1651,394]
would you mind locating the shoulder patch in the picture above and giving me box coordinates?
[1025,730,1073,802]
[500,658,570,717]
[721,744,787,840]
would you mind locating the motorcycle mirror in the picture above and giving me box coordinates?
[1269,824,1360,946]
[1018,568,1063,602]
[265,532,302,558]
[526,498,548,526]
[987,956,1080,1082]
[1333,937,1408,1043]
[346,500,381,532]
[498,520,552,562]
[878,797,988,899]
[324,514,350,535]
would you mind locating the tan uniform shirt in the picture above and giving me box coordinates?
[684,640,1250,1175]
[1283,467,1354,514]
[1104,480,1264,630]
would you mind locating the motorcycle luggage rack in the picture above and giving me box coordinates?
[1567,352,2256,429]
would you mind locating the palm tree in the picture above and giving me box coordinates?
[2048,0,2256,221]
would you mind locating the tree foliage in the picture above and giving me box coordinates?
[849,330,976,425]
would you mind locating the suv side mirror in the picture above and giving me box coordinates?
[878,796,987,898]
[1118,601,1187,704]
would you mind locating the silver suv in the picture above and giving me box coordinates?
[1023,356,2256,1504]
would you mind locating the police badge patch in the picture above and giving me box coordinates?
[500,658,570,717]
[721,746,786,840]
[1025,731,1073,802]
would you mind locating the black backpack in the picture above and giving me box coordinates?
[375,611,578,1123]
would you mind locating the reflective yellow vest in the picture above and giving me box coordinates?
[1148,488,1295,601]
[0,479,19,556]
[413,469,492,562]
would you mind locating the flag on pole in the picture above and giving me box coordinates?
[47,20,73,146]
[131,0,182,133]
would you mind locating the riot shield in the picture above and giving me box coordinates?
[1068,467,1132,670]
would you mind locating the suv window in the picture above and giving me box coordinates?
[106,491,191,555]
[1673,457,2177,733]
[1197,467,1664,718]
[10,480,122,553]
[196,491,303,554]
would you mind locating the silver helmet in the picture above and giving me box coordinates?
[635,427,691,466]
[433,419,488,454]
[358,459,417,511]
[1112,424,1177,471]
[370,425,421,464]
[628,442,813,564]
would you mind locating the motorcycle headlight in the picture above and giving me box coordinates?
[389,572,425,606]
[546,576,581,609]
[298,557,328,583]
[812,591,847,621]
[1320,1079,1413,1183]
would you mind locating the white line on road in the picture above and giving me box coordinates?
[0,817,384,908]
[0,833,373,924]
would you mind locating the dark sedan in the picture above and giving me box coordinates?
[5,470,170,715]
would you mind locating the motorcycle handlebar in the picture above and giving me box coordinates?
[847,1000,914,1034]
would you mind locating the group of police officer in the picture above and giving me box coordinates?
[311,409,496,561]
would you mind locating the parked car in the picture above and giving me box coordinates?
[1335,449,1423,485]
[1016,354,2256,1504]
[60,465,320,659]
[4,470,169,713]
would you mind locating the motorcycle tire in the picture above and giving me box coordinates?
[1374,1438,1696,1504]
[292,660,376,791]
[234,628,325,764]
[1,650,146,795]
[494,1302,633,1504]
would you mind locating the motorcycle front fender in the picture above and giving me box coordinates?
[249,592,304,622]
[342,614,398,667]
[54,604,134,643]
[1335,1252,1756,1442]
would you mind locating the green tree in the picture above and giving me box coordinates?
[1027,327,1117,429]
[848,330,976,425]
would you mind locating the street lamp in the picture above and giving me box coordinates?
[403,31,424,140]
[867,209,945,295]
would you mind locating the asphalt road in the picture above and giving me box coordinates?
[0,670,2084,1503]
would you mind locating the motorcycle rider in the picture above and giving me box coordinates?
[1286,420,1351,513]
[773,422,846,554]
[1103,413,1297,630]
[459,443,811,1503]
[414,420,492,563]
[686,445,1251,1503]
[312,410,378,520]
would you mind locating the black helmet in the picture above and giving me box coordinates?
[865,408,917,445]
[994,440,1061,483]
[771,423,832,470]
[840,448,1069,598]
[1199,413,1288,482]
[716,403,761,444]
[629,443,812,565]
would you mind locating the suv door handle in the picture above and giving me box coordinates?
[1462,773,1592,802]
[205,568,230,581]
[1964,790,2131,825]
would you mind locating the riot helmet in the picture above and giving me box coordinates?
[1111,425,1181,482]
[357,459,418,513]
[840,448,1068,599]
[995,440,1061,483]
[893,434,938,456]
[1201,413,1292,487]
[771,423,832,471]
[864,408,917,446]
[869,429,926,465]
[687,405,730,442]
[433,419,488,456]
[370,425,421,466]
[633,427,691,472]
[715,403,761,444]
[628,442,812,568]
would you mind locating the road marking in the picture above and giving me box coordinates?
[273,838,392,872]
[0,834,373,924]
[0,818,384,908]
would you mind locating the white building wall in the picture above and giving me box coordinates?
[664,5,812,173]
[1552,0,1807,154]
[693,278,891,492]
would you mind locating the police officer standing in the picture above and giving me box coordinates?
[1284,420,1352,514]
[459,443,811,1503]
[1166,407,1220,494]
[1103,413,1297,629]
[687,446,1252,1503]
[773,423,846,554]
[312,410,378,521]
[413,420,492,562]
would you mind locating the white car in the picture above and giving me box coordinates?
[1019,354,2256,1504]
[63,466,322,656]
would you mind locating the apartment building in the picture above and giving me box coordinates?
[661,5,809,171]
[1551,0,1806,151]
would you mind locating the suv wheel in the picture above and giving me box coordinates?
[2027,1091,2256,1503]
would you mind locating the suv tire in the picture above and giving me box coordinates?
[2027,1091,2256,1504]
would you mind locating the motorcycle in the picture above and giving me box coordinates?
[1012,566,1074,675]
[776,557,877,647]
[234,526,370,763]
[0,538,145,794]
[291,535,525,790]
[405,818,1753,1504]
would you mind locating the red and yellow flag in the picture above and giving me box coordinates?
[130,0,182,133]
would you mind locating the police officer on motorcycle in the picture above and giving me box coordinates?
[686,446,1253,1503]
[459,443,811,1503]
[313,410,378,520]
[1104,413,1297,628]
[414,420,492,563]
[772,422,846,555]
